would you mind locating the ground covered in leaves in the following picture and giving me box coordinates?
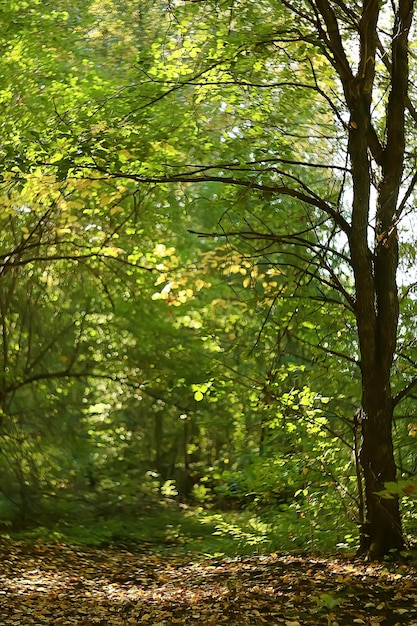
[0,540,417,625]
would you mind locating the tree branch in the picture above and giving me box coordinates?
[393,377,417,408]
[87,169,352,235]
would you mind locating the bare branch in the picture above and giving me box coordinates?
[393,376,417,408]
[86,168,352,235]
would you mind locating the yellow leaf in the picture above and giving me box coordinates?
[56,227,72,236]
[118,149,131,162]
[195,279,206,290]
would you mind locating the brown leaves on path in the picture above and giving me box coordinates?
[0,540,416,625]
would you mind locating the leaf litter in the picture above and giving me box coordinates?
[0,540,416,625]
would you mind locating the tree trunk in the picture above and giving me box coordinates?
[349,124,405,558]
[358,375,404,558]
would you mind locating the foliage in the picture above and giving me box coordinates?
[1,0,417,562]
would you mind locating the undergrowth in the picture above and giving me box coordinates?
[2,500,360,558]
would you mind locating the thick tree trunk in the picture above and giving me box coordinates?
[358,375,404,558]
[356,208,404,557]
[349,143,405,557]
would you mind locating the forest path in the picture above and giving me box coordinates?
[0,540,416,625]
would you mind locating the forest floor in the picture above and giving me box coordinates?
[0,540,417,625]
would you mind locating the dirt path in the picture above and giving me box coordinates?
[0,541,416,624]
